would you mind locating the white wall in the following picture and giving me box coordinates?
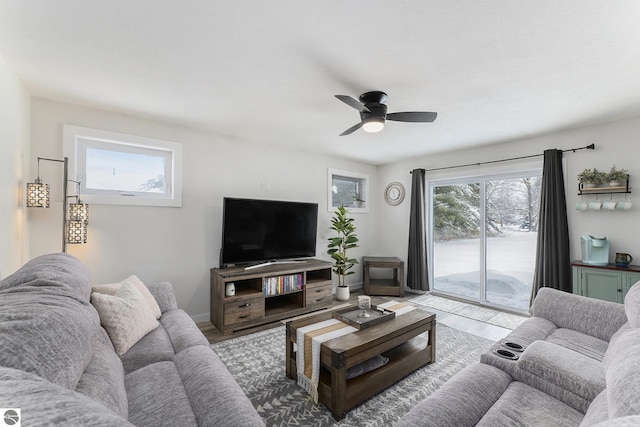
[0,54,30,278]
[378,116,640,276]
[29,98,378,321]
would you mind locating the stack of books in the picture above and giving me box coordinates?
[264,273,303,296]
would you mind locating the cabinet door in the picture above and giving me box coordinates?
[581,269,623,303]
[623,272,640,300]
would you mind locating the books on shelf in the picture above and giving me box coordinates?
[264,273,303,296]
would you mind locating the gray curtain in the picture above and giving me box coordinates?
[531,149,571,305]
[407,169,429,291]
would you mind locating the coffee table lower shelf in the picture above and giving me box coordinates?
[317,335,431,415]
[285,306,435,420]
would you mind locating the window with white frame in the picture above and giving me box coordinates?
[63,125,183,207]
[328,168,369,213]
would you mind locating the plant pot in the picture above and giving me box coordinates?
[335,286,350,301]
[609,180,622,187]
[583,182,597,189]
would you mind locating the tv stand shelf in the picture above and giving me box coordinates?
[211,259,333,335]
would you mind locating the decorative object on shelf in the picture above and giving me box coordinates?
[607,165,629,187]
[615,252,633,268]
[353,194,365,208]
[225,282,236,297]
[577,168,607,188]
[328,206,360,301]
[384,182,405,206]
[26,156,90,251]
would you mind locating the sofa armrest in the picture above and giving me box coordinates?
[531,288,627,342]
[395,363,512,427]
[146,281,178,313]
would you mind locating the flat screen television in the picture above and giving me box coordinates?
[220,197,318,268]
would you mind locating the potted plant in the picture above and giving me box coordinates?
[327,206,359,301]
[607,165,628,187]
[577,168,607,188]
[353,194,365,208]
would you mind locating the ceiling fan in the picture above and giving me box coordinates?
[335,91,437,136]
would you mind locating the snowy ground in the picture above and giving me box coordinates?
[433,230,537,312]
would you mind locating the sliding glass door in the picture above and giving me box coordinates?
[430,173,541,313]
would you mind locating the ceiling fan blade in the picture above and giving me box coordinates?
[386,111,438,123]
[340,122,363,136]
[335,95,370,113]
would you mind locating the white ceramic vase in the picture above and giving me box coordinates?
[335,286,350,301]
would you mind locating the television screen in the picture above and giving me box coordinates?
[221,197,318,266]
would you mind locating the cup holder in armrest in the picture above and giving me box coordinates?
[493,348,519,360]
[501,341,525,352]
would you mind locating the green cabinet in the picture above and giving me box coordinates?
[572,261,640,303]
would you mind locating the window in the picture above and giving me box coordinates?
[429,169,541,313]
[63,126,182,207]
[328,169,369,213]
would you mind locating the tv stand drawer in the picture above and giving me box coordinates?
[224,297,264,326]
[305,283,332,307]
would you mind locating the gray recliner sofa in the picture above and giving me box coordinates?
[0,253,265,426]
[396,283,640,426]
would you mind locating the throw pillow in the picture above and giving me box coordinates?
[346,354,389,380]
[91,281,159,356]
[93,275,162,319]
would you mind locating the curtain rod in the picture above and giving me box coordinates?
[411,143,595,173]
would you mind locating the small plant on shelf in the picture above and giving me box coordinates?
[577,168,607,188]
[607,165,628,187]
[327,206,359,300]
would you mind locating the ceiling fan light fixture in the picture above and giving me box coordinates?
[362,116,385,133]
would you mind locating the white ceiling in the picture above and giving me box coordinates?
[2,1,640,165]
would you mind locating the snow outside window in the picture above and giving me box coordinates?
[63,125,183,207]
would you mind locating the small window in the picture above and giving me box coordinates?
[63,126,182,207]
[328,168,369,213]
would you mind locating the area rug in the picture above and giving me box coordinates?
[212,323,493,426]
[409,293,529,330]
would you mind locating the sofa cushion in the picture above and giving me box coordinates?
[546,328,609,361]
[0,253,91,300]
[120,319,176,374]
[93,275,162,319]
[125,361,198,427]
[91,281,159,355]
[605,328,640,418]
[0,367,133,426]
[395,363,513,427]
[174,345,265,426]
[531,288,627,342]
[0,288,100,390]
[477,381,583,427]
[160,309,210,353]
[518,340,605,403]
[74,327,128,418]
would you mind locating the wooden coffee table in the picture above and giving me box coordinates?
[285,301,436,420]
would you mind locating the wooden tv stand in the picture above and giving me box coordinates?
[210,259,333,335]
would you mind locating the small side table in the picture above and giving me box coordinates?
[363,256,405,297]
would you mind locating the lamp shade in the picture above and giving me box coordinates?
[26,179,50,208]
[66,219,87,244]
[69,201,89,223]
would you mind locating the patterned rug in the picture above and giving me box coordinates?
[212,322,493,426]
[409,294,529,330]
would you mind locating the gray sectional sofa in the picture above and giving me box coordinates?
[396,283,640,426]
[0,253,265,426]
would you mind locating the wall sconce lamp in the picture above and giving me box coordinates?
[26,157,89,252]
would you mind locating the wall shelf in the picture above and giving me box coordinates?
[578,177,631,196]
